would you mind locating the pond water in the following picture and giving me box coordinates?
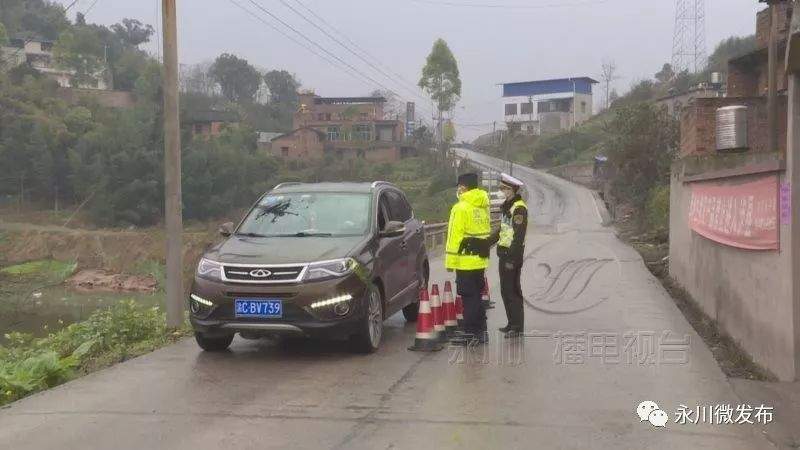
[0,285,164,339]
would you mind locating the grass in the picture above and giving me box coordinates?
[132,259,166,291]
[0,300,190,406]
[0,260,77,280]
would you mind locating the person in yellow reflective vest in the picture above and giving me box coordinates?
[446,172,492,345]
[496,173,528,338]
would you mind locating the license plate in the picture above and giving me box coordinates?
[234,299,283,318]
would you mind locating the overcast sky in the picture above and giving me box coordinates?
[57,0,761,139]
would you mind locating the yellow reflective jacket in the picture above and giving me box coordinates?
[445,188,491,270]
[498,199,528,248]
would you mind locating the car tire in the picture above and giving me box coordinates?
[195,332,234,351]
[350,283,383,353]
[402,260,428,323]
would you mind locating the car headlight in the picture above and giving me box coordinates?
[196,258,222,281]
[302,258,356,282]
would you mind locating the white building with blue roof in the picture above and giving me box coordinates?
[501,77,598,135]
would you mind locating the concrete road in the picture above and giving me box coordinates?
[0,150,774,449]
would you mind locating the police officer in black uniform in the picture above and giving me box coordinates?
[496,173,528,337]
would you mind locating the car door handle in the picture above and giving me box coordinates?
[400,241,408,250]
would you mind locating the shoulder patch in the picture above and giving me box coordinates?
[513,214,524,225]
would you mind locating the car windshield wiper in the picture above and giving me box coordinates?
[236,232,269,238]
[291,230,333,237]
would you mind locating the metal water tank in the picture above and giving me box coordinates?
[716,105,748,152]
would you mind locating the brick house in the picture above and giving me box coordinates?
[680,3,792,157]
[269,92,416,162]
[185,110,240,140]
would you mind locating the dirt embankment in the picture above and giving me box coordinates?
[0,223,221,286]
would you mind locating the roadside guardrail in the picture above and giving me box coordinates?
[422,218,500,252]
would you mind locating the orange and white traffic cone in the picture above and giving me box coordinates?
[443,281,458,337]
[455,295,464,329]
[481,275,495,310]
[430,284,447,342]
[408,287,443,352]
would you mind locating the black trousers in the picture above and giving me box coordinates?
[499,256,524,330]
[455,269,486,335]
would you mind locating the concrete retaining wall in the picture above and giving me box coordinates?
[669,154,796,380]
[547,163,595,188]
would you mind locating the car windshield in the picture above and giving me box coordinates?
[236,192,372,237]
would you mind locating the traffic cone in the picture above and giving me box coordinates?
[408,287,443,352]
[443,281,458,336]
[430,284,447,342]
[481,275,495,310]
[455,295,464,328]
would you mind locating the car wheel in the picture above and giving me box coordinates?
[195,332,234,351]
[350,283,383,353]
[402,260,428,323]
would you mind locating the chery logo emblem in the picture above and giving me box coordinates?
[249,269,272,278]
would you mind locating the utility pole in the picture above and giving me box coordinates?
[162,0,183,328]
[790,45,800,387]
[783,0,800,382]
[768,2,780,152]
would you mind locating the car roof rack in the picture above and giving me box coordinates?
[273,182,303,190]
[371,181,396,189]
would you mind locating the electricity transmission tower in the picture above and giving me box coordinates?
[672,0,707,74]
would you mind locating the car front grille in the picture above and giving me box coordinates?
[221,264,305,283]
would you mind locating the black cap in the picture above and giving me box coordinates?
[457,172,478,189]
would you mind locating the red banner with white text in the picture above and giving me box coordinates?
[688,174,779,250]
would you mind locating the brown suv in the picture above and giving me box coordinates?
[188,181,429,353]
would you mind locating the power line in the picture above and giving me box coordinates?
[289,0,429,101]
[83,0,101,16]
[243,0,406,100]
[407,0,610,9]
[2,0,82,64]
[273,0,433,119]
[229,0,375,88]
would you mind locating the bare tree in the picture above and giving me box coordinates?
[600,59,621,110]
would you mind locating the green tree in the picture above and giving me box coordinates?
[443,120,456,143]
[112,48,150,91]
[263,69,299,104]
[111,19,154,48]
[0,23,8,46]
[605,103,678,214]
[418,38,461,113]
[53,27,105,88]
[0,0,70,40]
[209,54,261,103]
[654,63,675,84]
[706,35,756,75]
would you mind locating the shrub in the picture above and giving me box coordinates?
[0,301,188,406]
[646,185,670,240]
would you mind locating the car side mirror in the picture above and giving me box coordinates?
[219,222,234,237]
[380,220,405,238]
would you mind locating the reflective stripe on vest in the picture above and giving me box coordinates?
[498,199,527,248]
